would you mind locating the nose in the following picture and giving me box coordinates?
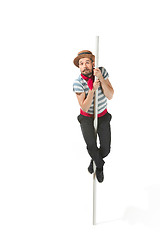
[84,62,88,68]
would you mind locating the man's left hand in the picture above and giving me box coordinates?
[93,68,103,81]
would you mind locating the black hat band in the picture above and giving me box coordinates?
[78,52,91,56]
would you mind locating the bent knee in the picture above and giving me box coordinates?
[100,146,111,158]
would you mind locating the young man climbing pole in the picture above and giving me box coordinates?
[73,50,114,183]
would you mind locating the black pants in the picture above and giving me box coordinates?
[77,112,112,168]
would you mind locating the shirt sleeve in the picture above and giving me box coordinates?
[73,79,84,93]
[100,67,109,80]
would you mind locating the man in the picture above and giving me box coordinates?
[73,50,114,183]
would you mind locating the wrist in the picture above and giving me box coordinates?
[99,76,104,83]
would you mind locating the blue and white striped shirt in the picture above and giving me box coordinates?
[73,67,109,115]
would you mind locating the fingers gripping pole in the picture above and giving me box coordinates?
[93,36,99,225]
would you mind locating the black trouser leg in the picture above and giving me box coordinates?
[97,112,112,159]
[77,114,105,168]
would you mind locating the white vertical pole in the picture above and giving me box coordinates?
[93,36,99,225]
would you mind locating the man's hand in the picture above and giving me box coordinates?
[93,79,100,91]
[93,68,103,81]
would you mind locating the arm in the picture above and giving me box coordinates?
[94,68,114,100]
[76,90,94,112]
[100,77,114,100]
[75,79,100,112]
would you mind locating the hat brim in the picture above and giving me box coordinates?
[73,54,95,68]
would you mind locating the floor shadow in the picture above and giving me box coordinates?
[96,218,122,225]
[97,184,160,228]
[122,184,160,228]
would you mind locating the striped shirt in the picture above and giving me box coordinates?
[73,67,109,115]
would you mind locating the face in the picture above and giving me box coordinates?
[79,58,94,77]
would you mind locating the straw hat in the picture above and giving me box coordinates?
[73,50,95,68]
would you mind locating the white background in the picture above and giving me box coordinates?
[0,0,160,239]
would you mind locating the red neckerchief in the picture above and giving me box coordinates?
[81,73,94,90]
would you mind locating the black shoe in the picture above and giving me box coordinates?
[96,167,104,183]
[88,160,94,174]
